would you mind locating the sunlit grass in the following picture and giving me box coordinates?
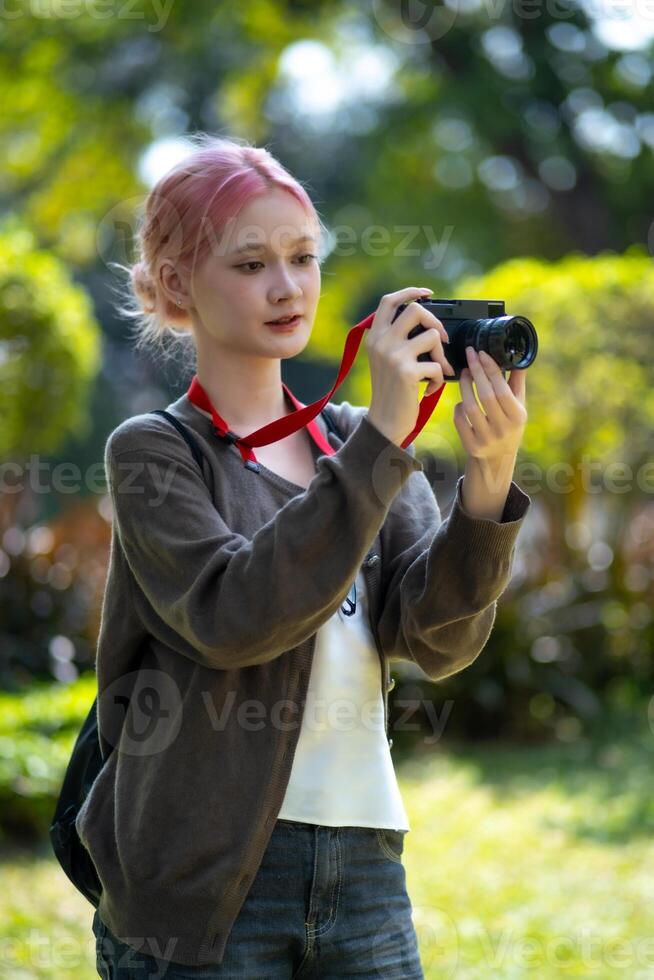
[401,721,654,979]
[0,838,94,979]
[1,716,653,978]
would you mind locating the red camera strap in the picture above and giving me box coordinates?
[187,310,446,469]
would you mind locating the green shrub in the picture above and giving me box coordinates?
[0,675,96,842]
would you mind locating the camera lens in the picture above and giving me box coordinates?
[486,315,537,370]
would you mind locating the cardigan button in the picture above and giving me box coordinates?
[364,554,379,567]
[387,677,396,692]
[387,738,394,749]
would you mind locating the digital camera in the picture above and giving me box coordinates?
[392,298,538,382]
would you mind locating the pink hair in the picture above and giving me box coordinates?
[113,132,325,358]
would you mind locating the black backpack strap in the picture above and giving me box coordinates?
[149,410,206,473]
[320,406,344,442]
[152,406,343,463]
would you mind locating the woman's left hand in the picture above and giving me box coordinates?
[453,346,528,464]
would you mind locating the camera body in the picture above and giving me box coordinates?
[392,297,538,382]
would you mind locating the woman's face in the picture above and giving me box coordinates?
[187,188,321,358]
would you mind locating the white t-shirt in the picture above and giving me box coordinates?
[277,566,410,831]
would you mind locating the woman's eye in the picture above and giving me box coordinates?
[237,254,317,272]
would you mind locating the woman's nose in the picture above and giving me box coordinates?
[271,269,302,299]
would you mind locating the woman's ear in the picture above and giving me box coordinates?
[159,260,192,310]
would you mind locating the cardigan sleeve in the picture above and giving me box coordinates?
[377,470,531,682]
[104,412,422,671]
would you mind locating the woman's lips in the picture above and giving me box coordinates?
[265,315,301,331]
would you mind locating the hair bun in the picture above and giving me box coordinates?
[131,262,157,314]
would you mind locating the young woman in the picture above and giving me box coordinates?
[85,133,530,978]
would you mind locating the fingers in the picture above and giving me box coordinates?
[378,289,450,346]
[396,300,449,346]
[377,288,434,328]
[425,380,446,398]
[459,365,492,438]
[369,287,434,344]
[462,348,527,426]
[508,364,527,407]
[417,304,449,345]
[380,287,434,306]
[452,401,476,455]
[393,301,454,382]
[412,328,455,377]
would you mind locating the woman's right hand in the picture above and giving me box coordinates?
[365,287,455,447]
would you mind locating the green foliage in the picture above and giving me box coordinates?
[4,0,653,288]
[1,0,652,753]
[335,247,654,476]
[0,220,102,459]
[0,675,96,842]
[456,246,654,468]
[365,251,654,744]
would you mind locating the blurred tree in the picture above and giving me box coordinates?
[2,0,653,720]
[387,247,654,743]
[1,2,652,286]
[455,247,654,532]
[0,221,101,464]
[0,497,110,688]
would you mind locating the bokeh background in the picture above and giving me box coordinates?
[1,2,653,977]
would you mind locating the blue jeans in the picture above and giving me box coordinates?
[93,818,425,978]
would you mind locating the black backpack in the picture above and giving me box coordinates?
[48,406,343,907]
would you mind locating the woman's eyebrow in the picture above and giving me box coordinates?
[229,235,317,255]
